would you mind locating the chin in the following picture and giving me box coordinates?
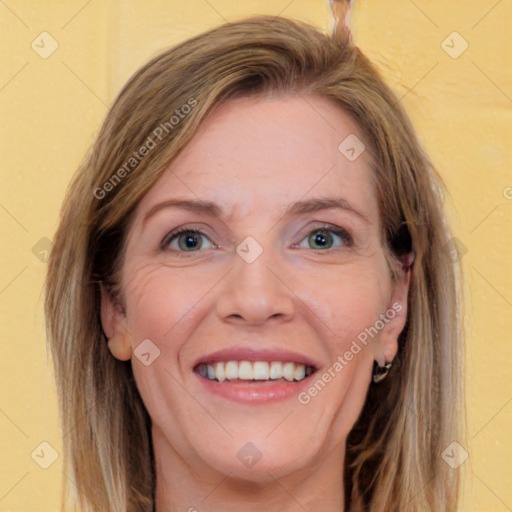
[192,431,322,483]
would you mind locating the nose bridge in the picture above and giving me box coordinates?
[215,235,295,324]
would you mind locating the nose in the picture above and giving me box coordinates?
[215,244,296,326]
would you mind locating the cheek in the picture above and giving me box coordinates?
[302,259,390,344]
[122,261,207,445]
[122,261,219,418]
[122,261,216,341]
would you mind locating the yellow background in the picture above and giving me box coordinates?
[1,1,511,510]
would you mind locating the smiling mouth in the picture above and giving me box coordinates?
[195,360,317,383]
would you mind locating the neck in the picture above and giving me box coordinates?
[152,423,346,512]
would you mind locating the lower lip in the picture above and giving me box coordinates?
[195,372,315,404]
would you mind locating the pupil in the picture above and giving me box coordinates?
[181,232,200,250]
[312,230,331,249]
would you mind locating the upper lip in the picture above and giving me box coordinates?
[192,347,321,370]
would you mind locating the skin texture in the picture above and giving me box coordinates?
[100,94,410,512]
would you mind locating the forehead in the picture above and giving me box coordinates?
[135,94,378,225]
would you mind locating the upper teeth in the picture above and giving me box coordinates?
[197,361,315,382]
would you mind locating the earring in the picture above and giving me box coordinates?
[372,359,393,383]
[107,333,132,361]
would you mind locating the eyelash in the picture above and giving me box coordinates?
[160,224,353,256]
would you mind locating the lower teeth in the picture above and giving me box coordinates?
[205,376,310,383]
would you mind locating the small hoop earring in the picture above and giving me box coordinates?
[372,359,393,383]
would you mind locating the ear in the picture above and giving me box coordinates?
[374,258,412,364]
[100,283,132,361]
[100,283,124,337]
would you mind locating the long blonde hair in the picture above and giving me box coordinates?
[45,14,465,511]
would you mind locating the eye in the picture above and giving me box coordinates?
[161,227,218,253]
[161,224,353,255]
[293,225,353,251]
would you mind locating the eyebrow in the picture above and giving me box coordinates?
[142,196,371,227]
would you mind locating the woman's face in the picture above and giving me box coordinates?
[102,94,409,482]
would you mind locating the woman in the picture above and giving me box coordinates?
[44,11,465,512]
